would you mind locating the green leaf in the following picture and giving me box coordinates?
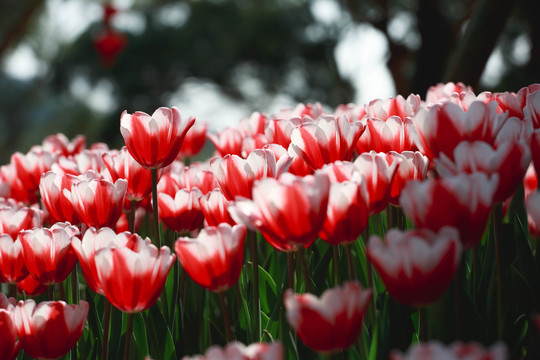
[258,265,278,314]
[133,312,149,358]
[144,305,177,360]
[109,306,124,359]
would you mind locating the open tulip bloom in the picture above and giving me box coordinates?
[120,106,195,169]
[0,293,20,360]
[71,227,142,294]
[63,170,127,228]
[175,223,246,292]
[13,299,89,360]
[93,234,176,313]
[284,281,372,353]
[229,172,329,252]
[18,222,80,285]
[367,227,462,307]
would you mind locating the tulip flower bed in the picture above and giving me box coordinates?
[1,82,540,360]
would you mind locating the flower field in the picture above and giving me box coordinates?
[0,82,540,359]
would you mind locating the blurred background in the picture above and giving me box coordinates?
[0,0,539,163]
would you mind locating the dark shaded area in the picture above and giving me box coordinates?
[0,0,539,163]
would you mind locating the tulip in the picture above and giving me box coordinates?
[0,206,43,239]
[425,82,473,105]
[288,115,364,170]
[390,341,507,360]
[71,227,139,294]
[40,171,80,224]
[386,151,429,205]
[284,281,372,353]
[13,299,89,359]
[525,90,540,129]
[199,189,236,227]
[17,275,47,297]
[229,172,329,252]
[42,133,86,157]
[94,234,175,313]
[175,223,246,292]
[0,234,29,283]
[356,94,420,153]
[531,129,540,178]
[0,293,20,360]
[1,164,37,204]
[412,101,509,161]
[240,133,270,157]
[19,223,79,285]
[178,121,208,158]
[367,94,422,120]
[362,116,417,153]
[115,207,145,233]
[102,146,154,202]
[120,106,195,169]
[63,170,127,228]
[354,151,401,214]
[171,164,217,195]
[526,192,540,236]
[367,227,462,306]
[93,29,127,67]
[400,173,498,249]
[53,148,108,176]
[11,148,56,195]
[182,341,284,360]
[211,147,291,201]
[265,117,304,149]
[208,127,244,157]
[158,188,205,233]
[318,180,369,245]
[238,112,268,137]
[435,139,530,203]
[277,102,325,119]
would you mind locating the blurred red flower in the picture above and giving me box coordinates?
[284,281,372,353]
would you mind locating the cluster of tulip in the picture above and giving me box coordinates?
[0,82,539,359]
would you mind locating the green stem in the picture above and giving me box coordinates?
[218,291,234,342]
[362,224,376,326]
[333,245,342,286]
[396,206,405,230]
[287,252,295,290]
[101,298,112,360]
[298,248,312,293]
[387,204,397,230]
[491,203,504,339]
[248,230,261,341]
[418,307,427,342]
[48,285,54,301]
[471,247,478,302]
[345,243,357,280]
[169,262,180,330]
[536,235,540,265]
[71,265,79,304]
[123,313,134,360]
[234,284,242,321]
[366,257,376,327]
[128,200,136,234]
[7,283,16,299]
[151,168,161,247]
[59,281,66,302]
[454,274,462,340]
[180,270,187,305]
